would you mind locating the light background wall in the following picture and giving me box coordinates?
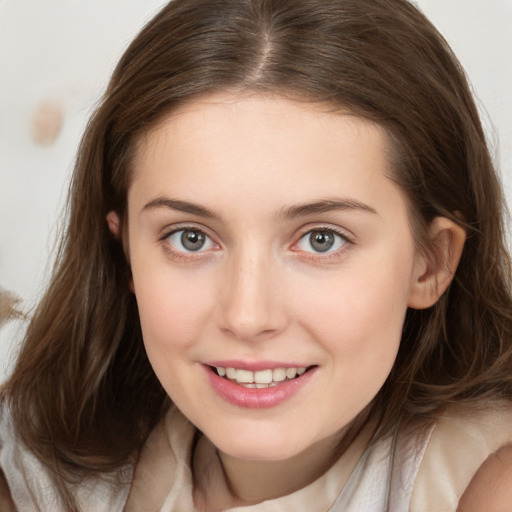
[1,0,511,381]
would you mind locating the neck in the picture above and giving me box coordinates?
[193,411,372,511]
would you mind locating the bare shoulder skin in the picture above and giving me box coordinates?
[457,444,512,511]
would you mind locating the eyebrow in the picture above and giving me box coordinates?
[141,196,377,220]
[142,197,221,219]
[279,198,378,220]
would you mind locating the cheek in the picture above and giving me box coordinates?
[297,253,413,362]
[301,265,410,423]
[133,266,214,353]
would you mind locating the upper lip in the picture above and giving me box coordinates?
[204,360,312,371]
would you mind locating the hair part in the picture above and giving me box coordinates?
[5,0,512,509]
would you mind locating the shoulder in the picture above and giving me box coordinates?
[410,400,512,511]
[457,444,512,511]
[0,398,134,511]
[0,403,133,512]
[0,397,45,510]
[0,468,16,512]
[0,399,17,511]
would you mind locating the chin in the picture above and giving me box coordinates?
[208,425,314,462]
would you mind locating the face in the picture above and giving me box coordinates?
[126,93,424,463]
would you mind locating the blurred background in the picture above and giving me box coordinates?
[1,0,511,381]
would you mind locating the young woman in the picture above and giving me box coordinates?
[1,0,511,510]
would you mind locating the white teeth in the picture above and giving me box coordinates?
[235,369,254,383]
[215,365,310,385]
[254,369,273,384]
[285,368,297,379]
[273,368,287,382]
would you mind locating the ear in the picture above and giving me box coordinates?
[106,210,135,294]
[408,217,466,309]
[106,211,121,238]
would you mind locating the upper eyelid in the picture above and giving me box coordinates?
[290,225,355,258]
[291,227,354,262]
[159,223,216,240]
[294,223,354,242]
[160,227,220,258]
[159,225,221,254]
[157,222,354,246]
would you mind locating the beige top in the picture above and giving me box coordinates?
[126,406,375,512]
[1,402,511,511]
[125,402,512,512]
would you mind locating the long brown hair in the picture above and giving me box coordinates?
[5,0,512,508]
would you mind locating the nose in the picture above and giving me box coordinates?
[217,249,288,342]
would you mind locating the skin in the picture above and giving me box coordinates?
[457,445,512,512]
[109,92,466,509]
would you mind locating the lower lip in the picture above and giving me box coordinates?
[204,366,316,409]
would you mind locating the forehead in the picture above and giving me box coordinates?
[136,92,390,157]
[128,92,405,220]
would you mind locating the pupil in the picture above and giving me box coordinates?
[310,231,334,252]
[181,230,205,251]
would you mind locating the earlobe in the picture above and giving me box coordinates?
[106,211,121,238]
[408,217,466,309]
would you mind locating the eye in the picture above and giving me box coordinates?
[296,229,348,254]
[166,229,216,253]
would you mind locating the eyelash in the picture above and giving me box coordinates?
[159,226,219,262]
[292,226,353,261]
[158,224,354,262]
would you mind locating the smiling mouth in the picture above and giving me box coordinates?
[209,365,315,388]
